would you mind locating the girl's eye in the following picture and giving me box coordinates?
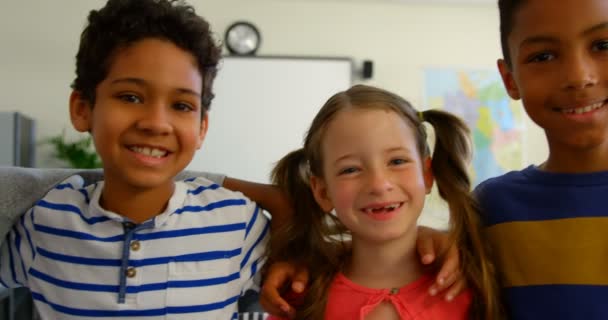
[339,167,358,175]
[173,102,194,112]
[592,40,608,51]
[118,94,142,103]
[389,158,407,166]
[527,52,555,63]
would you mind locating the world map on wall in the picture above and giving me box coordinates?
[424,68,524,187]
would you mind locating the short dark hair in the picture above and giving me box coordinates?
[498,0,526,67]
[71,0,221,114]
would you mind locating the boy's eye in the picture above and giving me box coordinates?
[118,94,142,104]
[173,102,194,112]
[526,52,555,63]
[592,40,608,51]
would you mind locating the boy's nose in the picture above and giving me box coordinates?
[135,104,173,134]
[561,52,598,91]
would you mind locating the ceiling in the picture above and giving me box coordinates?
[285,0,495,6]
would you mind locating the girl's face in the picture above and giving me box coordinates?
[310,108,433,244]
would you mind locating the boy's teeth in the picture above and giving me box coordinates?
[562,102,604,114]
[130,146,167,158]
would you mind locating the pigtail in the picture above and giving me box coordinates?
[269,149,348,320]
[421,110,504,320]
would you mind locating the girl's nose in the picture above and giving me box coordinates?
[367,169,394,195]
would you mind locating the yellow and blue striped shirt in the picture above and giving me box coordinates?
[477,165,608,319]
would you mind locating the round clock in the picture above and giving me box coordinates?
[224,21,261,55]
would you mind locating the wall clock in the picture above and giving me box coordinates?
[224,21,261,55]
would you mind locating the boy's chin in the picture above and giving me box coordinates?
[106,170,178,192]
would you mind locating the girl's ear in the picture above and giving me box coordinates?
[69,90,93,132]
[497,59,521,100]
[423,157,434,194]
[310,175,334,212]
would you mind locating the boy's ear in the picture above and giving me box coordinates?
[69,90,93,132]
[310,175,334,212]
[497,59,521,100]
[423,157,434,194]
[196,113,209,150]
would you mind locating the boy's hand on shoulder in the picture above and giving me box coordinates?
[416,225,467,301]
[260,261,309,319]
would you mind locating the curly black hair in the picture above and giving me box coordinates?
[498,0,526,67]
[71,0,221,114]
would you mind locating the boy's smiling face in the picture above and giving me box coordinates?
[70,38,207,196]
[498,0,608,164]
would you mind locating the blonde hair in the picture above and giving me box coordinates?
[269,84,502,319]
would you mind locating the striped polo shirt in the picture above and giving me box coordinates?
[0,175,270,319]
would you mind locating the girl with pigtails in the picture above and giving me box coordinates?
[267,85,502,319]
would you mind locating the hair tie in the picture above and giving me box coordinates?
[417,111,424,122]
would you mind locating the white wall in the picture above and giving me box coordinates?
[0,0,547,168]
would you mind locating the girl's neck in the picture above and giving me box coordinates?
[344,230,425,290]
[100,179,175,224]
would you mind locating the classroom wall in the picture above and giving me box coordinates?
[0,0,548,169]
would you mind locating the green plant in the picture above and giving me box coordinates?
[43,133,102,169]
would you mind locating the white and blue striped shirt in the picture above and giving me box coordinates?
[0,175,270,319]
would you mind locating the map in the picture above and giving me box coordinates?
[419,68,524,228]
[424,68,524,186]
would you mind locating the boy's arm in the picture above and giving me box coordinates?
[259,226,466,317]
[223,178,292,229]
[0,208,36,289]
[416,226,466,300]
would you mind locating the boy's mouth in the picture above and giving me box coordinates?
[557,101,605,115]
[128,145,169,158]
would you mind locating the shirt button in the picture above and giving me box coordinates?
[126,267,137,278]
[130,241,141,251]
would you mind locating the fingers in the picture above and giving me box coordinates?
[259,262,310,318]
[260,276,296,318]
[429,269,460,296]
[444,278,467,302]
[260,262,296,317]
[436,244,460,281]
[416,227,437,265]
[260,285,295,318]
[291,267,310,293]
[428,244,467,301]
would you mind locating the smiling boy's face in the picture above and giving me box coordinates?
[70,37,207,196]
[498,0,608,168]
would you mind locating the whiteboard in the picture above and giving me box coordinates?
[187,56,353,183]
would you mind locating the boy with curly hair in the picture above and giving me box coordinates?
[0,0,271,318]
